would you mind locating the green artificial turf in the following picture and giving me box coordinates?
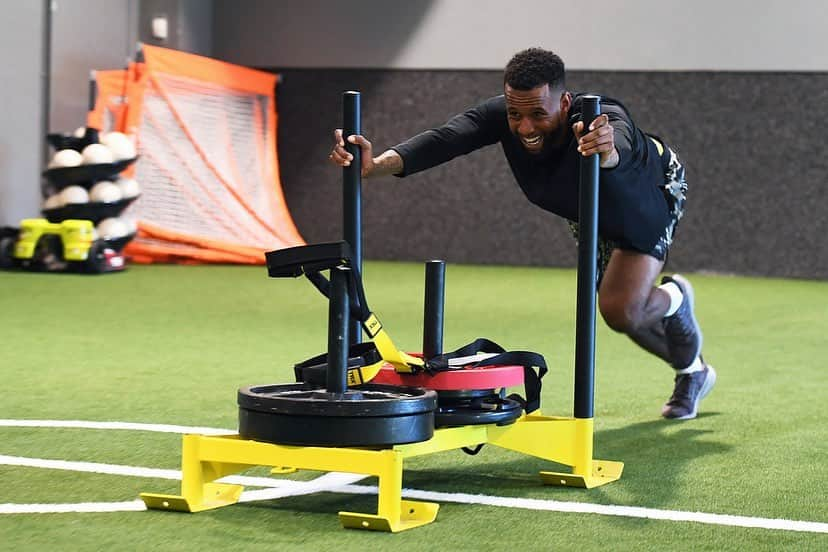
[0,263,826,551]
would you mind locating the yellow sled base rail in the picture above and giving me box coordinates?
[140,415,622,532]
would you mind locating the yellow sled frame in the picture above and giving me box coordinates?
[141,415,621,532]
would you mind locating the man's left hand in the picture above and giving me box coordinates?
[572,114,619,169]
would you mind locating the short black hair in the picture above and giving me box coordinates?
[504,48,566,91]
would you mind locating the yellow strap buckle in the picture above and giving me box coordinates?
[360,313,424,375]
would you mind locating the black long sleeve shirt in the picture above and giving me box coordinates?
[392,93,673,254]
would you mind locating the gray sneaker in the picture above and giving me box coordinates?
[661,274,703,370]
[662,363,717,420]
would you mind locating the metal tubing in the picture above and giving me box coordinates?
[326,266,350,394]
[423,260,446,359]
[88,71,98,112]
[343,91,362,344]
[574,95,602,419]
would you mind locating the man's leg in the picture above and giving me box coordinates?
[597,249,671,361]
[597,249,715,420]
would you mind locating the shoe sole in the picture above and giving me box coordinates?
[670,365,717,420]
[672,274,703,367]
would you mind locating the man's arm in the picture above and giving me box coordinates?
[389,100,503,177]
[330,130,404,177]
[371,148,404,176]
[329,97,504,178]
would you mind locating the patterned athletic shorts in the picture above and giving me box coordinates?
[568,140,688,286]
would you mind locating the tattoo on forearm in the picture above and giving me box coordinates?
[374,150,403,175]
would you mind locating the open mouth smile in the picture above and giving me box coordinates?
[520,135,543,150]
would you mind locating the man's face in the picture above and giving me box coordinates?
[505,83,571,154]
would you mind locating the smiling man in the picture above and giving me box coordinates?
[329,47,715,420]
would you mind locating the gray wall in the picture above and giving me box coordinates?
[0,0,213,227]
[0,1,48,227]
[50,0,139,134]
[139,0,213,57]
[52,0,213,137]
[212,1,828,280]
[214,0,828,71]
[268,69,828,280]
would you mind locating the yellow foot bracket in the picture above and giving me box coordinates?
[140,482,244,512]
[340,500,439,532]
[540,460,624,489]
[488,416,623,489]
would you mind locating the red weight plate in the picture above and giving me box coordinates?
[372,362,524,390]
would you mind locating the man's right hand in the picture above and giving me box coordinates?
[330,129,376,177]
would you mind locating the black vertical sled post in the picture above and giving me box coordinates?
[423,260,446,359]
[574,95,601,420]
[343,91,362,344]
[326,266,350,394]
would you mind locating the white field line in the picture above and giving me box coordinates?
[0,454,366,490]
[0,454,367,514]
[0,419,233,435]
[2,454,827,534]
[340,485,828,534]
[1,420,827,534]
[0,501,147,514]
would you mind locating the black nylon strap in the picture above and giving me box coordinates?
[294,334,548,414]
[293,341,382,384]
[304,266,371,323]
[426,338,548,414]
[425,338,505,368]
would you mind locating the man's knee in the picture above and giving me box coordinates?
[599,296,646,334]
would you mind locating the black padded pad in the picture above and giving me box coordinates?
[265,241,353,278]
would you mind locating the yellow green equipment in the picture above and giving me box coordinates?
[13,218,96,262]
[0,218,128,274]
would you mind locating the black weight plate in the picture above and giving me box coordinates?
[239,382,437,447]
[238,382,437,417]
[239,406,435,447]
[43,157,138,187]
[42,196,139,224]
[435,397,523,428]
[436,389,498,400]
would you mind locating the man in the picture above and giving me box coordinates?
[328,47,715,420]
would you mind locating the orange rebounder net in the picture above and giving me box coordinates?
[93,45,303,264]
[87,69,129,134]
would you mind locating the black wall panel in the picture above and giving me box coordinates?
[272,69,827,279]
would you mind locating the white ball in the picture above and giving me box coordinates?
[73,126,86,138]
[96,217,129,239]
[60,185,90,204]
[42,194,64,210]
[50,149,83,168]
[117,178,141,198]
[100,132,136,161]
[89,180,123,203]
[81,143,114,165]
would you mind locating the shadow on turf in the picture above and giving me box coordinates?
[592,414,732,504]
[229,414,732,523]
[385,414,732,508]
